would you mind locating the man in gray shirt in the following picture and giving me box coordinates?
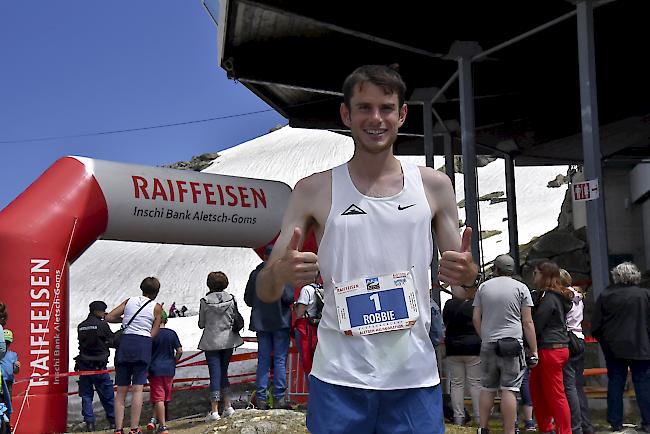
[473,254,538,434]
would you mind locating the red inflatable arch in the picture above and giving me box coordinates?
[0,156,291,433]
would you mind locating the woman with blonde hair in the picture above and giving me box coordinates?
[529,261,573,434]
[198,271,243,422]
[559,269,593,434]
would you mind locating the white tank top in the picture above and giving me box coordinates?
[311,162,439,389]
[122,296,156,337]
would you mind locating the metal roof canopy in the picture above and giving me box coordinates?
[213,0,649,166]
[210,0,649,299]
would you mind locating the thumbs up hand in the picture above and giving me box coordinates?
[276,227,319,288]
[438,227,479,287]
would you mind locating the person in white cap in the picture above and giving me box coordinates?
[472,254,538,434]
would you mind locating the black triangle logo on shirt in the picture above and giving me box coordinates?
[341,204,367,216]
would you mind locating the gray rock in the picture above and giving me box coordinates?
[480,191,504,201]
[574,226,588,242]
[554,249,591,274]
[547,173,569,188]
[165,152,221,171]
[477,155,497,167]
[198,152,220,161]
[453,155,497,173]
[205,409,308,434]
[530,229,585,257]
[557,187,573,229]
[458,191,504,208]
[481,230,502,240]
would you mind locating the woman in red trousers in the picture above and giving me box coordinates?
[293,283,321,374]
[530,261,574,434]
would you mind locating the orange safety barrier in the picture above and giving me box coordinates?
[25,338,310,402]
[18,336,607,402]
[583,367,607,377]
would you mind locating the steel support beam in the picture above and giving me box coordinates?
[423,104,435,169]
[237,77,343,96]
[411,87,440,302]
[576,0,609,299]
[444,134,455,190]
[424,104,439,295]
[457,53,481,263]
[505,154,520,273]
[238,0,445,60]
[471,0,617,62]
[431,71,459,105]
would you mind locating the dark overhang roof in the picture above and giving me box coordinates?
[215,0,649,166]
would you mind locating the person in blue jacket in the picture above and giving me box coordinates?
[244,245,294,409]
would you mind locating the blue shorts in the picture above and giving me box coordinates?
[116,334,152,365]
[306,376,444,434]
[115,362,148,386]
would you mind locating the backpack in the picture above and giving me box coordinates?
[230,296,245,333]
[307,283,325,326]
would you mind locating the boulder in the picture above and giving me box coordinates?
[547,173,569,188]
[557,188,573,230]
[553,249,591,275]
[166,152,221,171]
[529,229,585,258]
[453,155,497,173]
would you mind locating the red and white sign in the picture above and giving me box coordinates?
[0,156,292,433]
[78,157,290,247]
[572,179,599,202]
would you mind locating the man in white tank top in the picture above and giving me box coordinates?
[257,65,479,433]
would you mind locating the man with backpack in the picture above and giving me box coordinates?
[293,282,324,375]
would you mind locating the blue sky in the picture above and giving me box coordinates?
[0,1,285,209]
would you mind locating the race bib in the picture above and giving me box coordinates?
[334,270,419,336]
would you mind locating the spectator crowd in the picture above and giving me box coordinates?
[0,256,646,434]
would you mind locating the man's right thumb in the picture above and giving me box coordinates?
[288,227,302,252]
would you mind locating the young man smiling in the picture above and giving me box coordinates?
[256,65,478,433]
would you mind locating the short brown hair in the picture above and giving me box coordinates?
[207,272,229,292]
[343,64,407,109]
[0,303,7,325]
[140,277,160,296]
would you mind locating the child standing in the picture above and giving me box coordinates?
[0,328,18,433]
[146,310,182,434]
[0,330,20,397]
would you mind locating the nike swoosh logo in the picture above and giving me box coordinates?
[398,204,416,211]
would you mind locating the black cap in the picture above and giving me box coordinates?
[89,301,107,313]
[494,254,515,274]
